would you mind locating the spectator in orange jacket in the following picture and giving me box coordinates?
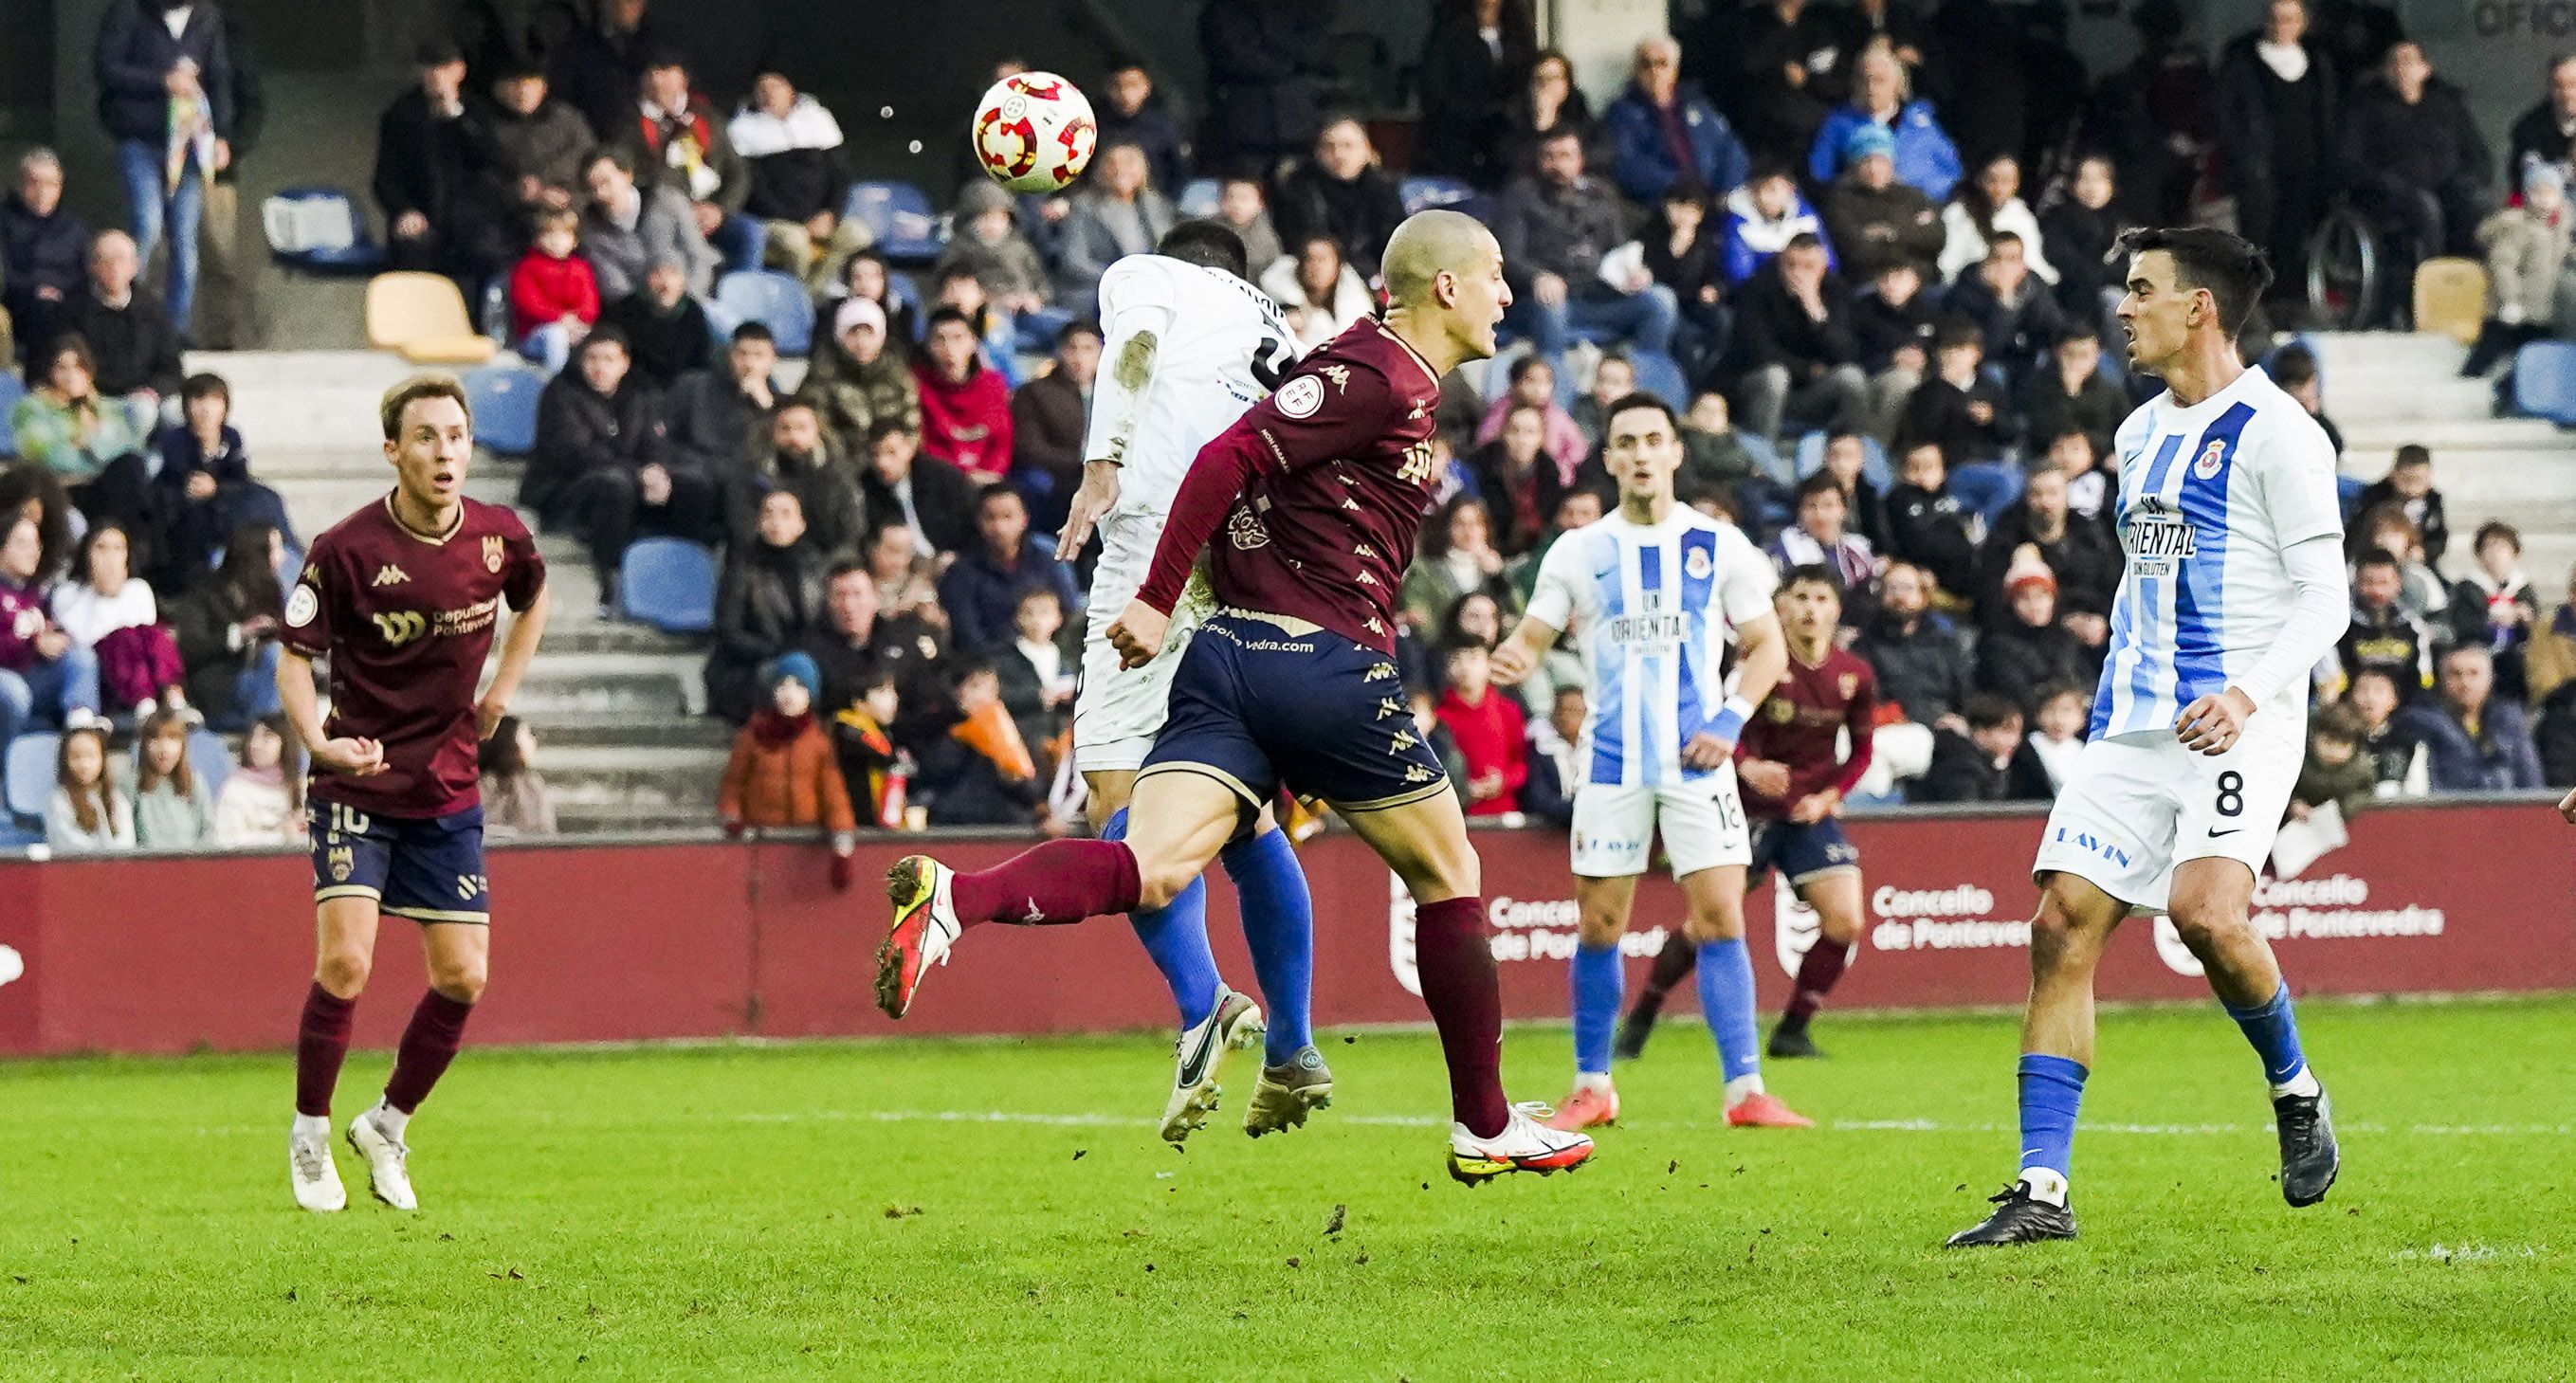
[509,208,601,373]
[913,306,1015,482]
[718,651,858,888]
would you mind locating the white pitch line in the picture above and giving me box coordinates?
[714,1110,2576,1137]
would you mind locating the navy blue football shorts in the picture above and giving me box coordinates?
[311,802,491,925]
[1136,611,1452,818]
[1746,815,1861,891]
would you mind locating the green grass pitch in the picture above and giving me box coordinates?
[4,996,2572,1380]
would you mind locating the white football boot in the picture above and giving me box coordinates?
[289,1119,346,1212]
[1160,987,1266,1143]
[345,1104,418,1210]
[1447,1101,1597,1184]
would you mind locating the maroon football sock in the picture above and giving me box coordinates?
[295,983,356,1118]
[1635,935,1700,1011]
[1413,896,1512,1138]
[382,991,475,1115]
[947,840,1141,927]
[1783,941,1852,1027]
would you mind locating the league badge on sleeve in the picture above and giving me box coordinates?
[286,582,319,628]
[1275,375,1325,419]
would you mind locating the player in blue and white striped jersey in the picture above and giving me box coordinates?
[1951,228,2348,1249]
[1492,393,1813,1134]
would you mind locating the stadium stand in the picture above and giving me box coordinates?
[363,272,499,364]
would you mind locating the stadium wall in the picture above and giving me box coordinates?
[0,798,2567,1058]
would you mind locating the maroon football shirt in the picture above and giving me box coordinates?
[1737,645,1877,818]
[283,496,545,818]
[1138,317,1445,655]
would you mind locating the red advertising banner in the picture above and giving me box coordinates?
[0,800,2567,1057]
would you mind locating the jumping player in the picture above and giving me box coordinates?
[873,209,1596,1182]
[1610,568,1878,1063]
[1948,227,2345,1247]
[1037,219,1325,1142]
[283,374,549,1212]
[1489,392,1810,1134]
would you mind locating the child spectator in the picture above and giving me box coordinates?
[1976,549,2090,704]
[2342,666,2424,794]
[1768,472,1877,622]
[509,208,602,374]
[1434,635,1529,819]
[919,661,1049,828]
[935,180,1055,323]
[913,306,1016,482]
[1917,692,2051,802]
[1721,165,1835,284]
[46,723,133,851]
[1643,184,1727,375]
[169,522,287,731]
[50,519,190,719]
[2354,446,2449,571]
[0,512,104,746]
[132,706,216,848]
[994,585,1076,773]
[2045,428,2116,530]
[1882,441,1980,601]
[2019,327,2127,463]
[1474,355,1590,481]
[2291,704,2381,826]
[1854,260,1938,436]
[152,373,295,589]
[2023,682,2089,793]
[2464,161,2570,383]
[479,714,557,837]
[213,714,305,846]
[1675,390,1773,519]
[2451,520,2539,699]
[719,654,859,886]
[1568,352,1635,449]
[1215,177,1285,275]
[2351,502,2450,624]
[1895,317,2012,469]
[830,670,905,826]
[1814,428,1891,550]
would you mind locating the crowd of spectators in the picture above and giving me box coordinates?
[10,0,2576,851]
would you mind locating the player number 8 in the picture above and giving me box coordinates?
[2214,771,2244,819]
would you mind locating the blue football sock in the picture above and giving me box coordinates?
[1104,808,1218,1030]
[2222,979,2310,1087]
[1571,941,1624,1077]
[1218,828,1314,1065]
[1694,937,1762,1083]
[2017,1053,2090,1181]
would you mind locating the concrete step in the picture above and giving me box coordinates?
[2310,330,2468,378]
[2320,373,2500,425]
[552,801,722,837]
[2341,418,2570,454]
[539,744,729,807]
[188,350,427,448]
[509,650,703,718]
[526,713,731,749]
[536,620,706,656]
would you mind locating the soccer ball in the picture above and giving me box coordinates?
[972,72,1096,193]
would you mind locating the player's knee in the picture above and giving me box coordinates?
[429,955,487,1004]
[2165,901,2248,956]
[1136,861,1197,912]
[1682,901,1745,944]
[314,946,372,998]
[2027,901,2085,974]
[1576,910,1627,949]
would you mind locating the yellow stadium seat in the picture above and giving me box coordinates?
[2411,258,2487,346]
[365,272,499,364]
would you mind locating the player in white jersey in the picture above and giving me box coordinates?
[1048,222,1330,1143]
[1492,394,1813,1133]
[1951,228,2347,1248]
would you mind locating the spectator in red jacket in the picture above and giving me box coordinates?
[1434,635,1529,818]
[508,208,601,373]
[913,306,1014,482]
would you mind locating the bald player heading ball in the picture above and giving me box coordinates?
[283,374,549,1213]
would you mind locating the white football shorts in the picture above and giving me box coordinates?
[2030,714,2304,915]
[1570,767,1753,879]
[1074,509,1214,773]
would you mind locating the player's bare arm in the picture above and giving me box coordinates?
[478,581,552,739]
[1686,610,1786,769]
[1489,612,1562,685]
[276,646,385,777]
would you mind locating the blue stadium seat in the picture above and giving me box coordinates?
[1739,432,1793,487]
[715,270,817,355]
[2511,341,2576,424]
[260,188,387,274]
[462,365,542,456]
[1400,175,1476,215]
[2336,473,2366,523]
[1794,431,1893,492]
[1177,178,1222,218]
[617,537,718,633]
[5,733,59,827]
[1625,350,1689,408]
[1949,462,2025,525]
[0,370,24,456]
[843,180,944,262]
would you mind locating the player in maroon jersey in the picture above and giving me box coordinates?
[870,210,1596,1183]
[283,374,549,1212]
[1616,566,1878,1061]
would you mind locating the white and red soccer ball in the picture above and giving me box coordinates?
[973,72,1096,193]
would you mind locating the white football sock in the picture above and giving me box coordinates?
[1575,1071,1615,1095]
[371,1100,411,1141]
[2271,1065,2322,1100]
[291,1113,330,1141]
[2018,1168,2070,1207]
[1723,1073,1765,1107]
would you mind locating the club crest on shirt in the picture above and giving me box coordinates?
[483,534,506,573]
[1275,375,1325,419]
[2192,438,2226,479]
[1685,546,1713,580]
[1766,698,1797,723]
[1838,672,1859,700]
[1228,506,1271,550]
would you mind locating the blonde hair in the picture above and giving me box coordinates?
[379,373,472,442]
